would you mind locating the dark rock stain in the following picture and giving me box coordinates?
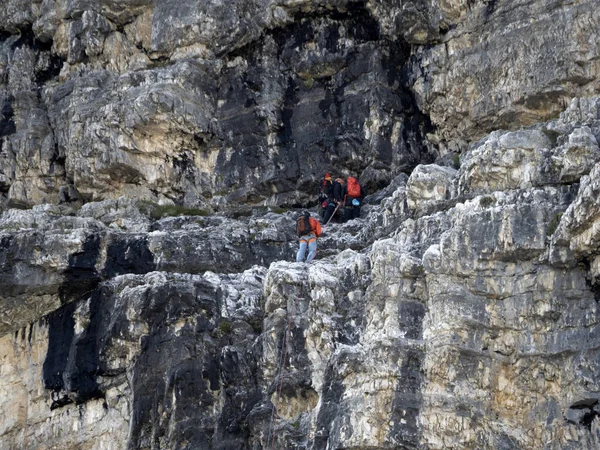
[59,233,102,303]
[211,2,434,206]
[42,302,76,396]
[485,0,498,19]
[102,235,155,279]
[388,346,424,448]
[0,94,16,138]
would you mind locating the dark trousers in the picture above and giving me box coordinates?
[343,205,361,222]
[323,203,337,224]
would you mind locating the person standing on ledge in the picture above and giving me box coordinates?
[343,175,364,222]
[296,211,322,264]
[317,173,334,219]
[323,176,344,225]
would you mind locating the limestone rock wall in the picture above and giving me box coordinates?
[406,0,600,154]
[0,0,436,211]
[1,1,600,450]
[1,0,597,208]
[2,97,600,449]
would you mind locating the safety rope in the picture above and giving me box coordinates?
[266,281,302,450]
[323,202,341,227]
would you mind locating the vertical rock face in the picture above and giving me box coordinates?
[405,0,600,152]
[2,1,600,450]
[0,0,435,210]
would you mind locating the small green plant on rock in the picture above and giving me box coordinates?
[541,128,562,147]
[479,196,495,208]
[249,318,263,334]
[546,213,563,236]
[8,201,32,210]
[218,320,232,335]
[270,207,288,214]
[452,153,461,169]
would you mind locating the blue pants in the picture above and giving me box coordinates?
[296,235,317,263]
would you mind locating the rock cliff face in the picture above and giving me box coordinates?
[0,0,437,211]
[1,1,600,449]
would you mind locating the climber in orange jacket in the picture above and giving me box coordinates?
[295,211,322,263]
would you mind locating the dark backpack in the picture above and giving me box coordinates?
[347,177,361,198]
[296,214,312,237]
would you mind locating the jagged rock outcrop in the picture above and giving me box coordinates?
[2,1,600,450]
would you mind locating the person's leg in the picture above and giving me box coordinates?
[323,203,335,223]
[343,206,353,222]
[306,238,318,263]
[353,204,361,219]
[296,239,307,262]
[335,204,343,222]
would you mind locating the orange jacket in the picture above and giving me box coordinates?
[309,217,322,237]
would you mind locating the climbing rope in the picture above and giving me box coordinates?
[266,281,302,450]
[323,203,341,227]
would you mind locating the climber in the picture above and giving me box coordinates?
[317,173,334,218]
[323,177,345,225]
[296,211,322,263]
[343,175,364,222]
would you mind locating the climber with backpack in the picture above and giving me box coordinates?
[323,177,345,225]
[343,175,365,222]
[296,211,322,263]
[317,173,334,218]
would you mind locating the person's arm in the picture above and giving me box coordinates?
[310,218,322,236]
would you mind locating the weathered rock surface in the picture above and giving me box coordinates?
[0,0,435,211]
[2,1,600,449]
[2,0,598,207]
[408,0,600,153]
[3,97,600,449]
